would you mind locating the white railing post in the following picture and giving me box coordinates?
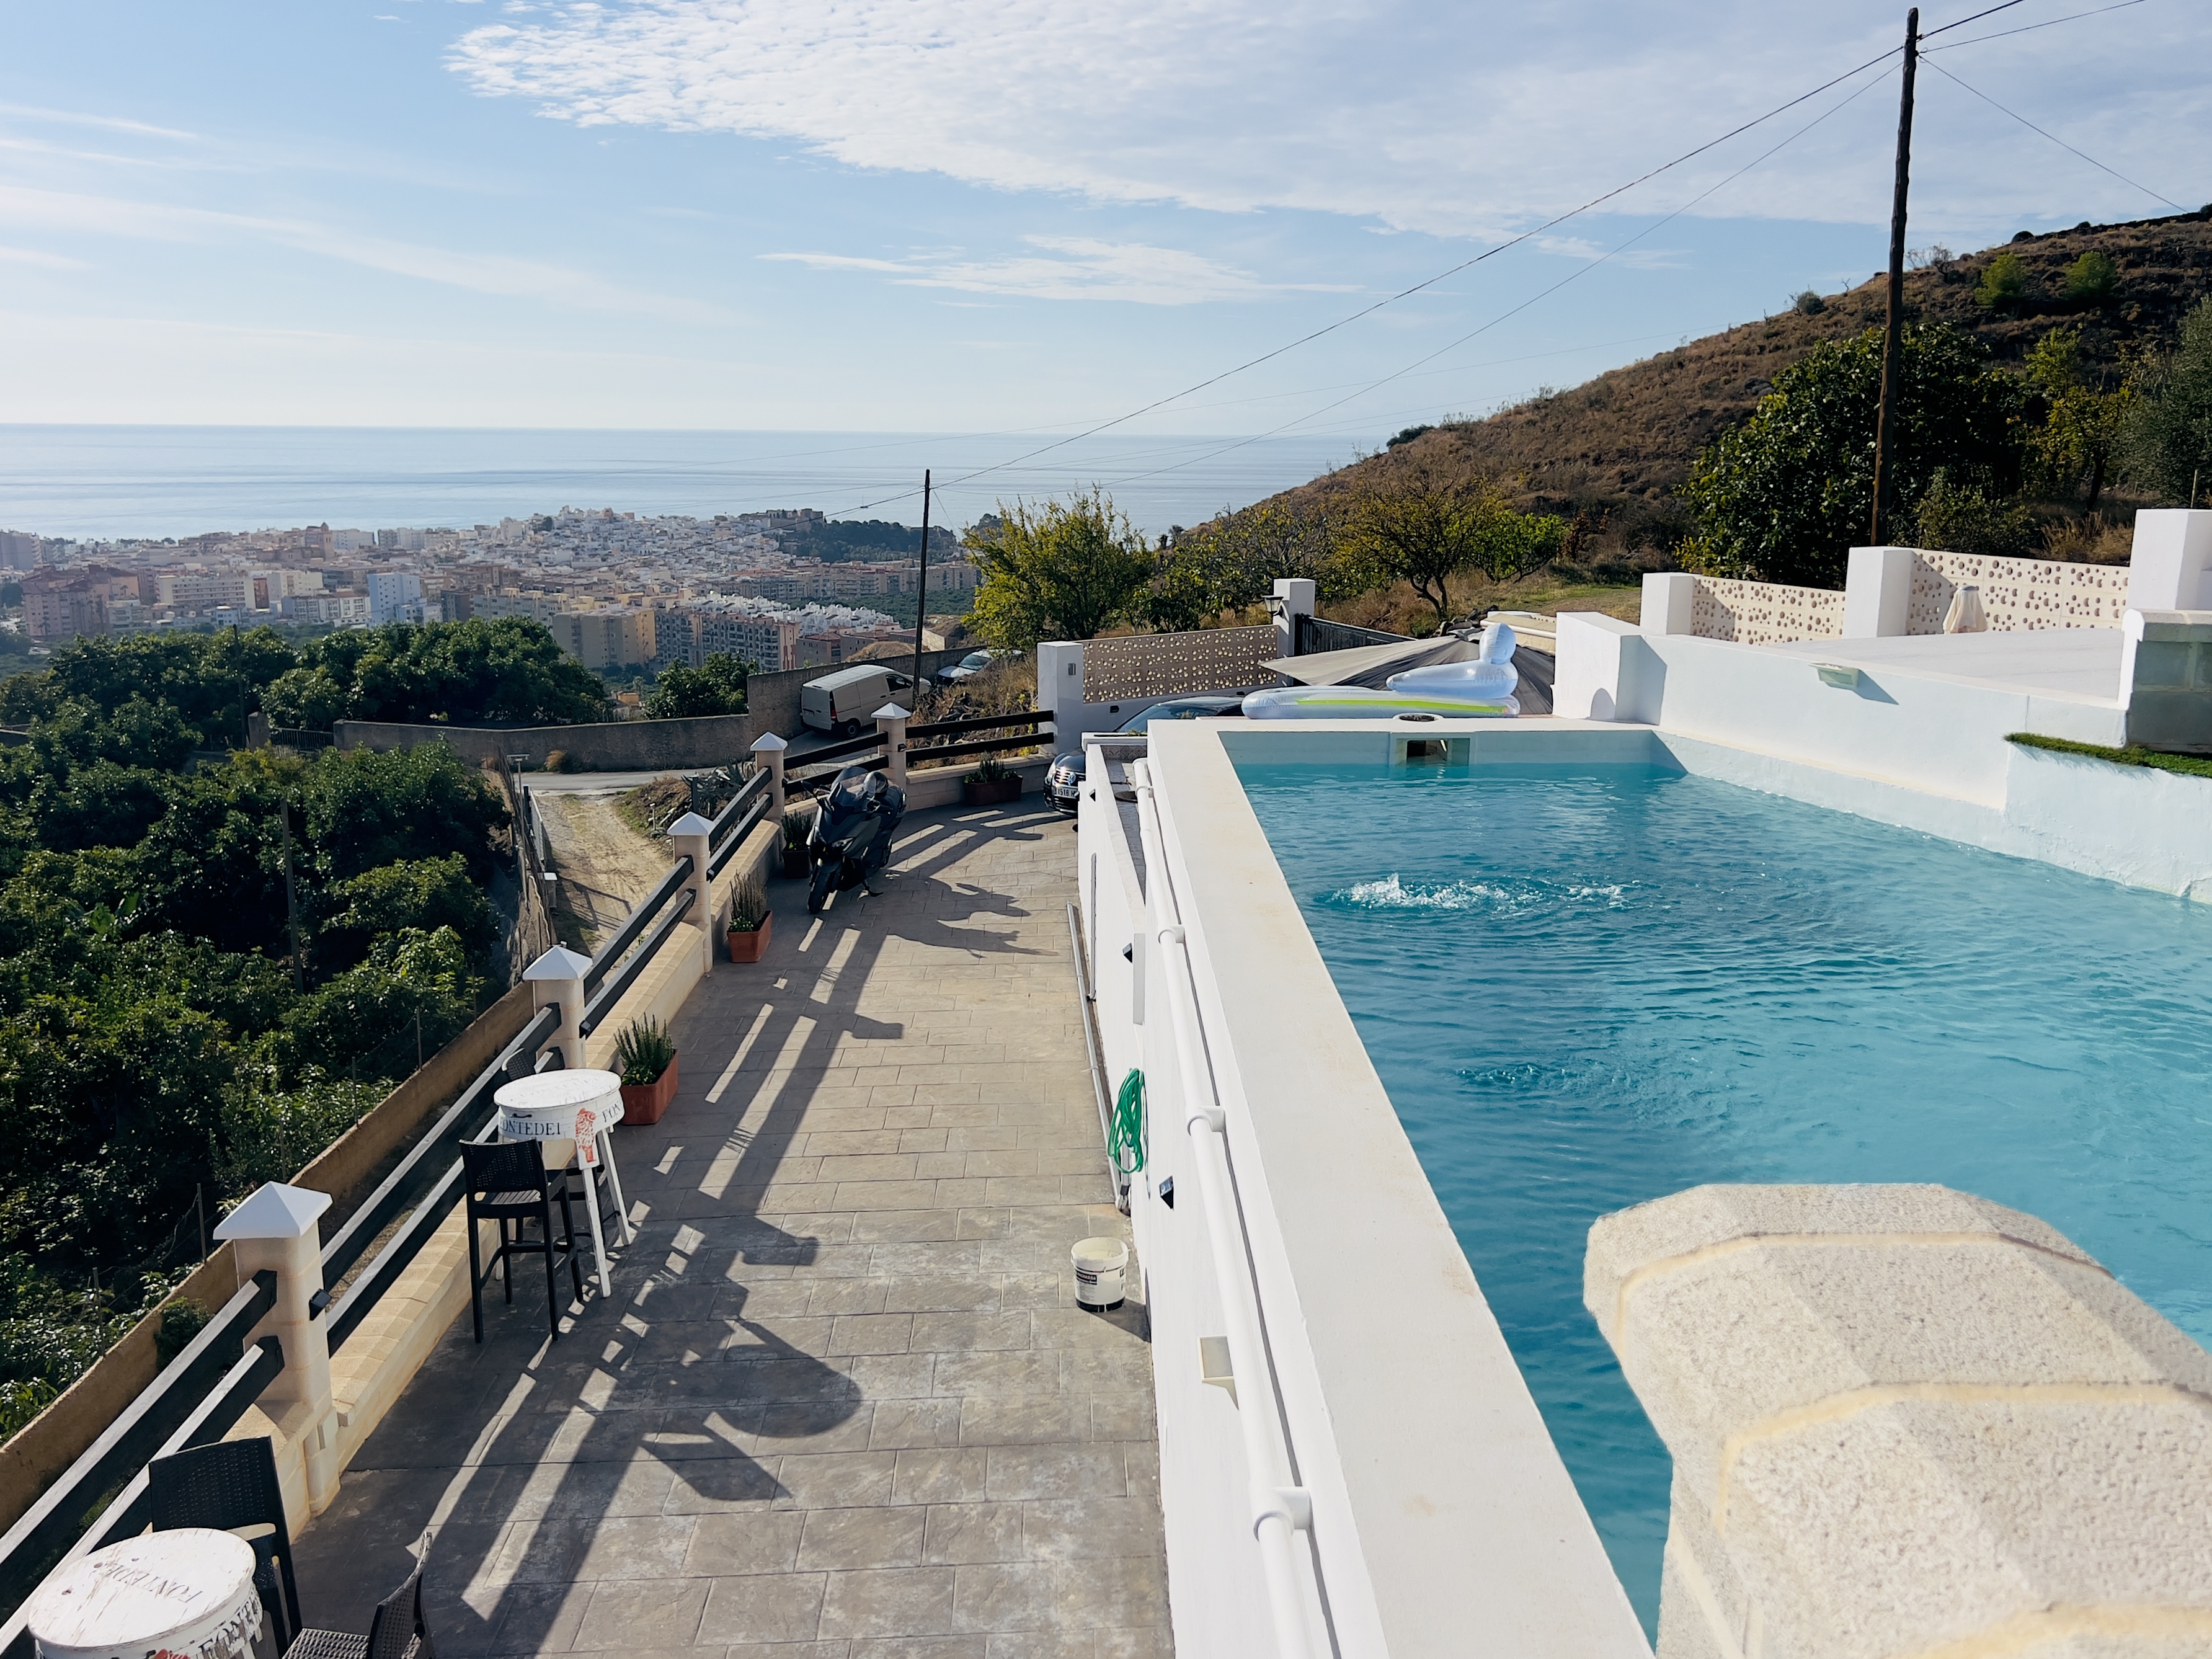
[214,1183,339,1516]
[1641,571,1695,635]
[1129,758,1323,1659]
[666,811,716,972]
[1270,577,1315,664]
[1844,546,1917,637]
[523,945,590,1068]
[750,731,788,822]
[874,703,910,790]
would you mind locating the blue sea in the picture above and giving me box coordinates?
[1240,760,2212,1635]
[0,426,1355,543]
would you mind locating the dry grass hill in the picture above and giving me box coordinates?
[1280,208,2212,553]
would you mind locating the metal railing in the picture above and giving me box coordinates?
[1295,615,1408,655]
[1130,758,1325,1659]
[0,1273,282,1638]
[708,768,771,879]
[320,1004,562,1348]
[581,857,692,1000]
[580,887,696,1037]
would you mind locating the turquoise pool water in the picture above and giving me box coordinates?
[1237,760,2212,1635]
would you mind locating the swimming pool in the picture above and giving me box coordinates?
[1238,759,2212,1635]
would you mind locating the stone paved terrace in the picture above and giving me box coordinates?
[291,800,1171,1658]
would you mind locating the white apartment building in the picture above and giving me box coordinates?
[694,601,801,674]
[282,593,372,625]
[156,571,255,614]
[367,570,425,625]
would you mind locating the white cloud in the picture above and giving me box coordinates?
[762,236,1351,305]
[446,0,2210,241]
[0,184,734,322]
[0,243,89,270]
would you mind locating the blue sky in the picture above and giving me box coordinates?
[0,0,2204,448]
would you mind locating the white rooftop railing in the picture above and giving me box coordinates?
[1129,758,1325,1659]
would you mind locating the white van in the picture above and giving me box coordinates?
[799,665,915,737]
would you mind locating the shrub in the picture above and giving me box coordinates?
[154,1300,210,1368]
[729,876,769,933]
[781,807,812,849]
[2061,250,2118,302]
[1908,471,2038,561]
[216,1074,384,1199]
[543,749,572,773]
[1387,424,1434,449]
[612,1016,676,1087]
[964,757,1009,785]
[1793,290,1825,316]
[1976,251,2031,310]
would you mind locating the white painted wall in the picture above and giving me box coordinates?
[2127,509,2212,611]
[1035,639,1179,742]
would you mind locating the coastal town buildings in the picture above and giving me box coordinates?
[0,506,976,670]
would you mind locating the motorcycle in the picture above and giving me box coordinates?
[806,763,907,914]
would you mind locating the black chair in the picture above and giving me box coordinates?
[284,1560,435,1659]
[148,1436,303,1652]
[464,1139,582,1342]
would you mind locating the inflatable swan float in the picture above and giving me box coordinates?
[1243,623,1521,719]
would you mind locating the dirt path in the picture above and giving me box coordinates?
[535,787,668,951]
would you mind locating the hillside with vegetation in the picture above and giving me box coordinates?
[1336,209,2212,549]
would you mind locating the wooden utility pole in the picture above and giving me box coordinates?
[1870,7,1920,548]
[908,469,933,703]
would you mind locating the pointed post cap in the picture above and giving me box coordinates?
[214,1182,332,1242]
[666,811,714,838]
[873,703,911,722]
[749,732,788,753]
[523,945,593,982]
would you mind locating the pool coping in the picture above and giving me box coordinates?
[1143,717,1653,1658]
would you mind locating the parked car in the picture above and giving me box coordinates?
[799,664,915,737]
[1046,695,1248,814]
[936,649,1011,685]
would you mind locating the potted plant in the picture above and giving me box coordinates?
[613,1015,678,1126]
[727,875,772,962]
[780,806,812,879]
[962,756,1023,807]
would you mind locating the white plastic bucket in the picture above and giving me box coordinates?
[1072,1236,1129,1310]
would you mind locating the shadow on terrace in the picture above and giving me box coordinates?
[292,801,1171,1657]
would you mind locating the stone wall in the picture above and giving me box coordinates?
[1907,548,2132,633]
[1687,577,1847,646]
[1587,1183,2212,1658]
[332,649,972,772]
[1082,625,1278,701]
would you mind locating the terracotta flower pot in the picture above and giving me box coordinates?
[619,1054,678,1127]
[727,913,772,963]
[962,776,1023,807]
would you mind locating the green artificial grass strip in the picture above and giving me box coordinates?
[2005,732,2212,780]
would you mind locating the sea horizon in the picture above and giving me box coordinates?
[0,424,1361,545]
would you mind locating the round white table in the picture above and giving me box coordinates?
[25,1528,262,1659]
[494,1069,634,1299]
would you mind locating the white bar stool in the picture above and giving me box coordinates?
[494,1069,634,1299]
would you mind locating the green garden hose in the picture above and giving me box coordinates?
[1110,1069,1146,1175]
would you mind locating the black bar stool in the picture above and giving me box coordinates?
[463,1139,582,1341]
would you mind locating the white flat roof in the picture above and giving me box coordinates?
[1764,628,2123,705]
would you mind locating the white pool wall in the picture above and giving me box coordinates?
[1086,719,1655,1659]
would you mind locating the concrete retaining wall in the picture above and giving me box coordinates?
[331,651,973,773]
[1587,1183,2212,1658]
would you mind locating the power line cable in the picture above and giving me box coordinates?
[1100,60,1902,499]
[1923,0,2146,52]
[810,42,1928,518]
[1918,0,2030,38]
[1920,57,2184,207]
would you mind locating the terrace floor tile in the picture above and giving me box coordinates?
[291,805,1168,1656]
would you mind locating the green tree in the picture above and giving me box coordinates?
[30,696,200,773]
[273,927,487,1083]
[216,1074,384,1199]
[263,618,607,729]
[2025,327,2133,509]
[967,489,1156,649]
[1339,473,1566,631]
[1908,469,2037,559]
[2123,297,2212,505]
[45,629,295,749]
[297,744,506,884]
[2061,249,2118,303]
[30,760,169,852]
[1681,322,2027,587]
[644,653,750,718]
[1977,250,2032,310]
[316,854,497,976]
